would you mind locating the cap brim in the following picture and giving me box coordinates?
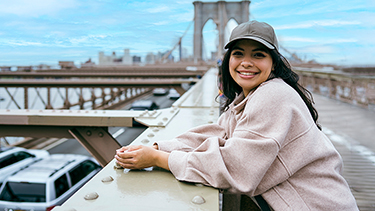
[224,36,275,50]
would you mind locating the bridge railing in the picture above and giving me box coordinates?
[0,65,208,110]
[294,67,375,111]
[0,67,220,210]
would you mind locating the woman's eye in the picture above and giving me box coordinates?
[232,51,243,56]
[254,52,266,58]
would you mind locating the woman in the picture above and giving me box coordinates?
[116,20,358,210]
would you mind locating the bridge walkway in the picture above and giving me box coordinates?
[313,93,375,211]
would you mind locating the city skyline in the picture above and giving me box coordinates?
[0,0,374,67]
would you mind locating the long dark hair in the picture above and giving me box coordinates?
[218,45,321,130]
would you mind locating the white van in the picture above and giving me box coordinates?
[0,147,49,186]
[0,154,101,211]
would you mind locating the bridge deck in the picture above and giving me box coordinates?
[313,93,375,211]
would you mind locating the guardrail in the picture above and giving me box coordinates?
[294,67,375,111]
[0,67,220,210]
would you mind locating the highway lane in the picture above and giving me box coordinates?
[47,92,177,157]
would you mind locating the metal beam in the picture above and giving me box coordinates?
[0,78,199,87]
[0,71,205,79]
[69,127,121,167]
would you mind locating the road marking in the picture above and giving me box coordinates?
[113,128,126,138]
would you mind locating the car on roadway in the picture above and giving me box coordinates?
[129,100,160,127]
[167,89,181,100]
[129,100,159,111]
[0,154,101,211]
[152,88,169,96]
[0,147,49,186]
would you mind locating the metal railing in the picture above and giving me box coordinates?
[0,67,220,210]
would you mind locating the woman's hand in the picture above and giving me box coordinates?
[115,145,169,170]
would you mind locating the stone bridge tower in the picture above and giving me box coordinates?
[193,0,250,62]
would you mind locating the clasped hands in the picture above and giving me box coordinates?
[115,144,170,170]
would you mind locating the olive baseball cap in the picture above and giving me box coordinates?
[224,20,278,50]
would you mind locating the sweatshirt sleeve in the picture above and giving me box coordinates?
[156,121,227,153]
[169,131,279,195]
[167,81,314,195]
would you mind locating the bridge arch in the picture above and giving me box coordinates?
[193,0,250,62]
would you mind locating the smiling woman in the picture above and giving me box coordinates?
[115,20,359,211]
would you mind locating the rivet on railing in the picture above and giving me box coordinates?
[49,206,77,211]
[101,176,114,183]
[163,117,168,122]
[192,195,206,205]
[147,133,154,138]
[141,139,150,144]
[86,131,92,136]
[98,132,103,137]
[114,162,123,169]
[84,192,99,200]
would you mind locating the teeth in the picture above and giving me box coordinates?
[239,72,255,76]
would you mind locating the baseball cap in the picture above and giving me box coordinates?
[224,20,278,50]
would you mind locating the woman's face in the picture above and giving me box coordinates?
[229,39,273,96]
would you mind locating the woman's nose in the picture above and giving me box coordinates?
[241,58,253,67]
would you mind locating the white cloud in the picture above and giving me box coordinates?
[280,36,357,44]
[275,20,361,30]
[152,21,171,26]
[146,6,171,13]
[3,40,44,46]
[279,37,317,43]
[0,0,79,17]
[68,35,110,45]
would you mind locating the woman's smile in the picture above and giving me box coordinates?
[236,70,258,77]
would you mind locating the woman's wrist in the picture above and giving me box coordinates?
[154,150,170,170]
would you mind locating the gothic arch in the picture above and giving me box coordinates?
[193,0,250,62]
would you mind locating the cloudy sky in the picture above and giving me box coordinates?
[0,0,374,67]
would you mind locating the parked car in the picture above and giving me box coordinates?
[129,100,159,111]
[0,147,49,186]
[0,154,101,211]
[152,88,169,96]
[167,89,181,100]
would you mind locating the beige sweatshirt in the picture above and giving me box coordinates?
[157,78,358,210]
